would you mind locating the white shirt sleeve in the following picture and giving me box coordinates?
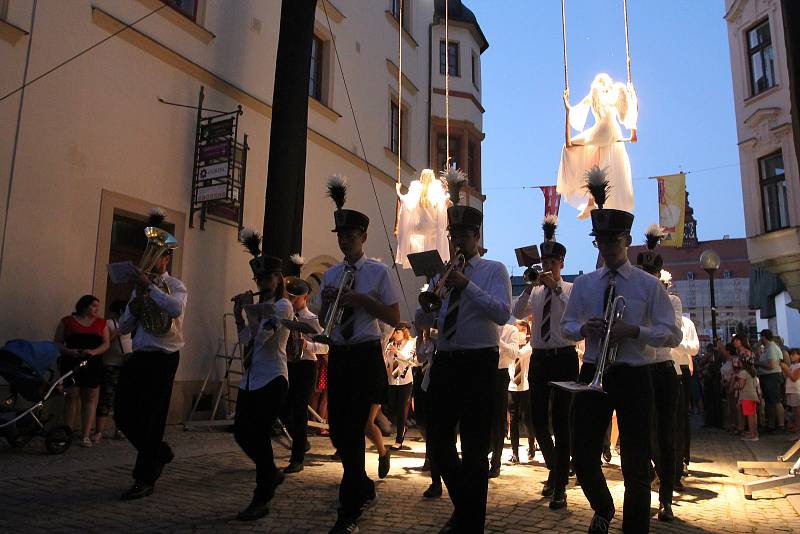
[462,262,511,326]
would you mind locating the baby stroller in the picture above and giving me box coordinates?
[0,339,85,454]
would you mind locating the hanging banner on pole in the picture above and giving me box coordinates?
[656,173,686,247]
[539,186,561,217]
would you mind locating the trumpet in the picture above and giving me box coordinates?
[523,266,552,285]
[418,250,466,313]
[585,278,627,393]
[230,289,271,303]
[313,265,356,344]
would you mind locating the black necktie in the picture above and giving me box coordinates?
[340,266,356,340]
[540,287,552,343]
[443,287,462,340]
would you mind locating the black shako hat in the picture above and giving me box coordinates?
[584,165,635,237]
[540,215,567,258]
[447,205,483,230]
[240,228,283,278]
[636,224,665,276]
[327,175,370,232]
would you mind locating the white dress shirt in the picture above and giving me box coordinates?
[508,342,533,392]
[498,324,520,369]
[294,306,329,362]
[322,254,399,345]
[671,316,700,374]
[561,261,682,367]
[417,337,436,392]
[654,293,684,364]
[415,254,511,351]
[385,337,416,386]
[238,297,294,390]
[513,280,575,350]
[119,273,187,354]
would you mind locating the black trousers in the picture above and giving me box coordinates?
[235,377,288,498]
[281,359,316,463]
[489,368,510,469]
[114,350,179,486]
[675,365,692,477]
[508,390,534,453]
[429,348,498,533]
[703,377,722,428]
[417,382,443,487]
[530,348,579,489]
[573,363,654,534]
[328,341,387,517]
[387,383,413,444]
[650,362,679,503]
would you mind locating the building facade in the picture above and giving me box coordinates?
[0,0,488,419]
[724,0,800,306]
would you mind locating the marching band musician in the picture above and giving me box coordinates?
[231,229,293,521]
[281,266,329,475]
[415,204,511,533]
[116,208,187,501]
[671,308,700,492]
[320,176,400,534]
[489,322,519,478]
[384,322,416,451]
[561,168,681,534]
[507,320,535,465]
[511,215,576,510]
[636,229,683,523]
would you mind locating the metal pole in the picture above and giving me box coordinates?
[708,271,718,342]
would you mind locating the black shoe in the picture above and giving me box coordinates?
[378,449,391,479]
[421,459,431,472]
[549,488,567,510]
[674,478,685,492]
[658,502,674,522]
[602,446,612,463]
[237,496,269,521]
[541,480,554,497]
[283,461,304,474]
[120,482,154,501]
[587,512,612,534]
[488,465,500,478]
[328,511,360,534]
[509,453,520,464]
[423,483,442,498]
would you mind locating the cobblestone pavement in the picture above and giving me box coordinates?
[1,419,799,533]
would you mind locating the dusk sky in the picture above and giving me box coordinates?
[469,0,743,275]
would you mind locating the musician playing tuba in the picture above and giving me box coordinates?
[560,167,681,534]
[319,176,400,534]
[414,203,511,533]
[116,208,186,502]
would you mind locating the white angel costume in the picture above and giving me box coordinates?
[556,73,638,216]
[395,169,450,269]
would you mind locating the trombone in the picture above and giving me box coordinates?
[313,265,356,344]
[418,249,466,313]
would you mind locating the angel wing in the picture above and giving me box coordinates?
[615,82,638,131]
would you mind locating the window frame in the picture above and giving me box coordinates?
[436,133,461,174]
[746,19,776,96]
[390,100,400,156]
[439,40,460,77]
[687,272,695,281]
[759,150,789,232]
[0,0,8,21]
[309,34,324,102]
[162,0,199,22]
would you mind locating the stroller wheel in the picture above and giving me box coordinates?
[45,425,73,454]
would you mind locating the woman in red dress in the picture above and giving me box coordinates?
[54,295,110,447]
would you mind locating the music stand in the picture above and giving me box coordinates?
[407,250,445,279]
[515,245,541,268]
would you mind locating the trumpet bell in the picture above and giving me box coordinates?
[418,291,442,314]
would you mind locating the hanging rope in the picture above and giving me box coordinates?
[560,0,570,146]
[320,1,412,319]
[393,0,403,236]
[623,0,632,84]
[444,0,450,167]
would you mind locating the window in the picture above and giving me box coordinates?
[747,20,776,95]
[390,0,411,32]
[389,100,409,158]
[760,151,789,231]
[390,101,400,155]
[309,35,324,101]
[467,141,479,186]
[436,134,461,174]
[723,270,733,279]
[163,0,198,21]
[687,272,695,281]
[0,0,8,21]
[439,40,459,76]
[471,53,479,87]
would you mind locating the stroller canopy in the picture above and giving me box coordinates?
[1,340,60,379]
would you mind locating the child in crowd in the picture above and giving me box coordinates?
[734,355,760,441]
[780,348,800,432]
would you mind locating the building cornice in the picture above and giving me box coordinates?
[0,18,28,45]
[432,87,484,114]
[386,59,419,95]
[743,106,781,128]
[724,0,748,23]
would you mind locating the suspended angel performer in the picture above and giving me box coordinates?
[556,73,638,218]
[394,168,452,269]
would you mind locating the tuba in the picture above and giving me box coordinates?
[129,226,178,336]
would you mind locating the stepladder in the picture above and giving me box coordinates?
[737,438,800,499]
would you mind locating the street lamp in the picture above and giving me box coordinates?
[700,249,721,341]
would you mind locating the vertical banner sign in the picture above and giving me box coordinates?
[656,173,686,247]
[539,186,561,217]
